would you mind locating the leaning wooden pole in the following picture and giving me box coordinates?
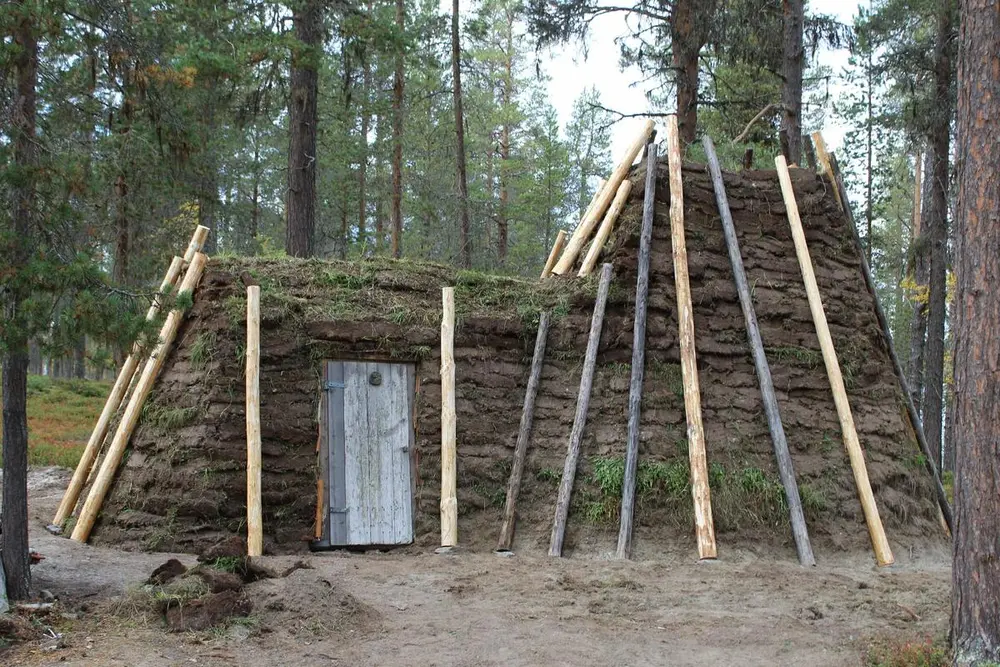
[813,134,952,532]
[540,230,568,280]
[549,263,613,557]
[53,226,209,528]
[578,180,633,278]
[440,287,458,548]
[246,285,263,557]
[666,116,717,560]
[497,311,551,551]
[615,140,657,559]
[775,155,894,566]
[703,135,815,566]
[552,120,654,275]
[71,253,209,543]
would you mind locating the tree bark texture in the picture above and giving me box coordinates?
[780,0,805,165]
[2,3,38,601]
[451,0,472,268]
[951,1,1000,662]
[391,0,405,258]
[286,0,321,258]
[923,2,954,469]
[358,55,371,250]
[670,0,701,145]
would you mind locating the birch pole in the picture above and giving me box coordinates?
[440,287,458,548]
[72,253,209,543]
[552,120,654,275]
[616,140,657,559]
[53,225,209,528]
[704,135,815,566]
[666,115,717,560]
[549,263,613,557]
[578,180,633,277]
[775,155,894,566]
[246,285,263,557]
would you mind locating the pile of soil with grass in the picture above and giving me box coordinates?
[89,157,943,560]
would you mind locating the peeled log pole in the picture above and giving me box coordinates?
[579,180,634,278]
[615,141,657,559]
[552,120,654,275]
[775,156,894,566]
[540,230,567,280]
[812,134,952,533]
[549,263,613,557]
[666,116,717,560]
[71,253,209,543]
[703,135,815,566]
[246,285,263,557]
[53,226,209,528]
[497,311,550,551]
[440,287,458,547]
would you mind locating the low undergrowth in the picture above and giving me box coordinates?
[0,374,109,468]
[863,635,950,667]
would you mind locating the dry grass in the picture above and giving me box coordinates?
[0,374,109,468]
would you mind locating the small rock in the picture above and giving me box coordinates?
[40,590,56,603]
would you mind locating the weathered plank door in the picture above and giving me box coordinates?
[325,360,415,546]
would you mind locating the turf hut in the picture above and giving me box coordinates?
[87,152,945,562]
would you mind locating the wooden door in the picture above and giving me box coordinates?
[325,360,415,546]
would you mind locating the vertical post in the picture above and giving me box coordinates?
[666,115,717,561]
[703,135,815,566]
[246,285,263,557]
[775,155,894,566]
[71,253,209,543]
[616,139,657,559]
[497,311,550,551]
[549,263,614,557]
[440,287,458,548]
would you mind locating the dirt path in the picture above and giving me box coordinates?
[5,468,950,666]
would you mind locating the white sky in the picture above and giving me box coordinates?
[448,0,861,160]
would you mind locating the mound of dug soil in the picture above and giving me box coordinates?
[90,158,943,561]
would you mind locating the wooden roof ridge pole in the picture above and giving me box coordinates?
[615,139,657,559]
[666,116,717,561]
[497,311,551,551]
[702,135,816,566]
[246,285,263,557]
[552,120,654,275]
[71,253,209,543]
[775,155,894,566]
[814,133,952,533]
[440,287,458,548]
[52,225,209,529]
[548,263,613,557]
[578,180,633,278]
[540,230,568,280]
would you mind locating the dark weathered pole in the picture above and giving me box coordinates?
[616,139,658,560]
[497,311,551,551]
[703,135,815,567]
[824,149,952,533]
[549,263,613,557]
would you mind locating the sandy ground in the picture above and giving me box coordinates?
[3,468,951,666]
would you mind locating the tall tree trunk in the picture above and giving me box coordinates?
[73,336,86,379]
[286,0,322,258]
[864,48,874,265]
[375,114,386,251]
[2,2,38,601]
[28,340,42,375]
[250,135,261,254]
[359,56,371,251]
[390,0,405,258]
[670,0,700,145]
[199,100,218,255]
[908,151,932,413]
[924,2,953,469]
[780,0,804,164]
[497,8,514,267]
[951,1,1000,661]
[451,0,472,268]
